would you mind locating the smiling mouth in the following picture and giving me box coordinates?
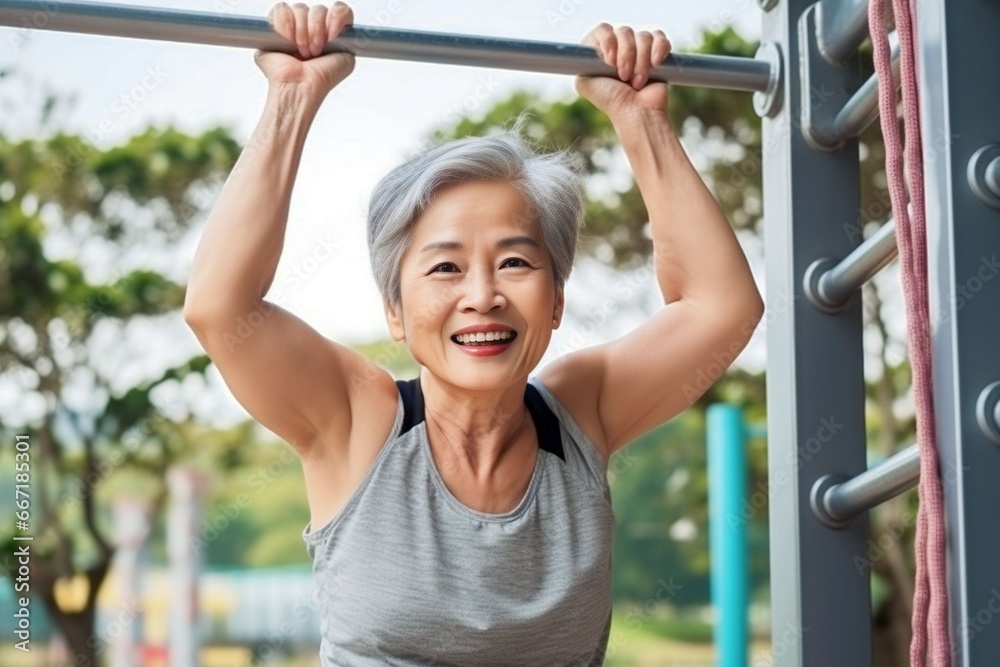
[451,332,518,346]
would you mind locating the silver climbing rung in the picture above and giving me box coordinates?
[811,444,921,527]
[815,0,872,65]
[804,217,899,312]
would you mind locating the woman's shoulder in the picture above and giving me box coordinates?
[300,368,403,539]
[532,357,611,466]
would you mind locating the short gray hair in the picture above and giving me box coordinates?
[366,125,586,310]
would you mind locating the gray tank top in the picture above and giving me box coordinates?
[301,373,616,666]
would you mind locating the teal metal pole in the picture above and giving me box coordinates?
[707,403,748,667]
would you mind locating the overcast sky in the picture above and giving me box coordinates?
[1,0,774,429]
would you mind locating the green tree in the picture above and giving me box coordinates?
[0,73,246,663]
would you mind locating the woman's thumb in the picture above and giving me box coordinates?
[316,51,357,84]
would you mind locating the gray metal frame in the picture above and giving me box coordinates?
[765,0,1000,664]
[761,0,871,663]
[918,0,1000,664]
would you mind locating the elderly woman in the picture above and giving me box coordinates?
[183,1,763,664]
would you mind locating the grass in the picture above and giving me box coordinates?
[604,603,775,667]
[2,606,777,667]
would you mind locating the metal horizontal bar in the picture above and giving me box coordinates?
[811,444,921,527]
[831,38,901,141]
[804,217,898,311]
[0,0,776,93]
[816,0,871,65]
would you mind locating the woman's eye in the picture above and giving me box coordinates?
[431,259,527,273]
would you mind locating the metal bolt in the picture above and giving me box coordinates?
[810,474,857,529]
[753,41,783,118]
[986,157,1000,197]
[967,144,1000,209]
[976,381,1000,446]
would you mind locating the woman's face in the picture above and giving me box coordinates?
[386,180,564,390]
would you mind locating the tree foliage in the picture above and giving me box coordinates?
[0,73,248,662]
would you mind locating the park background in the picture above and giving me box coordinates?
[0,0,919,665]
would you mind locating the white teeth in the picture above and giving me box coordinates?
[453,331,513,344]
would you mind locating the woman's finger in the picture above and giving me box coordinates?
[633,30,653,88]
[308,4,328,57]
[290,2,311,58]
[614,25,636,82]
[327,1,354,41]
[268,2,294,42]
[590,22,616,69]
[651,29,671,66]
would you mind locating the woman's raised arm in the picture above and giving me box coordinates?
[184,1,355,315]
[547,23,764,457]
[181,3,392,457]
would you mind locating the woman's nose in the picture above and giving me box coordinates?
[459,269,506,312]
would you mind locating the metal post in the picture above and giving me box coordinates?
[167,467,206,667]
[708,404,749,667]
[110,497,153,667]
[762,0,869,664]
[0,0,778,93]
[916,0,1000,664]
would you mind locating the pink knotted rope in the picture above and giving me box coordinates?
[869,0,950,664]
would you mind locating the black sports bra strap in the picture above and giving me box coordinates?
[394,378,422,437]
[524,382,565,461]
[393,377,564,461]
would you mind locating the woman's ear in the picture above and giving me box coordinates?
[385,300,406,342]
[552,285,565,329]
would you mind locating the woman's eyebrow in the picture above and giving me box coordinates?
[419,236,541,254]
